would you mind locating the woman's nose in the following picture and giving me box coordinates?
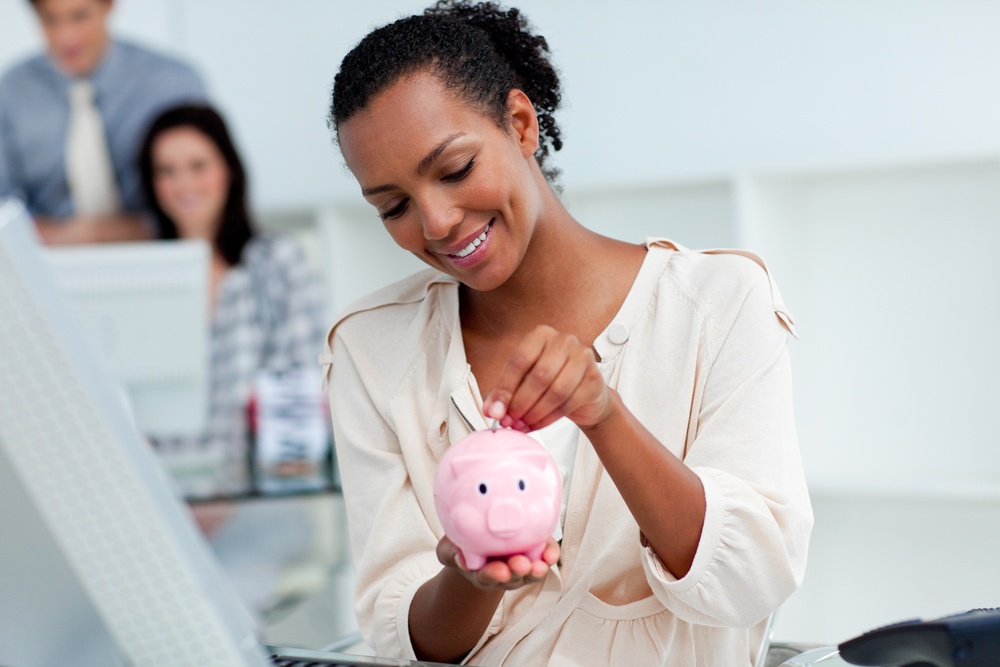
[171,169,197,190]
[419,199,462,241]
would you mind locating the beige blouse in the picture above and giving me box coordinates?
[320,240,813,667]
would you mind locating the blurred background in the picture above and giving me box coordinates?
[3,0,999,650]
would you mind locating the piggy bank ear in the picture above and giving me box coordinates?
[449,453,488,479]
[519,449,551,471]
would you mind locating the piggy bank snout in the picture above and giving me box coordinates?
[487,499,525,537]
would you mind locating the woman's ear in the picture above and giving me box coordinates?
[507,88,539,159]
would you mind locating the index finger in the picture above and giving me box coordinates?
[483,326,553,421]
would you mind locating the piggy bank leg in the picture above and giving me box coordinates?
[526,544,546,562]
[462,551,487,570]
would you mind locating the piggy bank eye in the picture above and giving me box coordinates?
[517,479,527,492]
[478,482,488,495]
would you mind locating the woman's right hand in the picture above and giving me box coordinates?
[436,534,560,591]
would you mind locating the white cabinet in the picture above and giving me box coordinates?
[348,155,1000,501]
[315,155,1000,646]
[319,157,1000,499]
[737,158,1000,499]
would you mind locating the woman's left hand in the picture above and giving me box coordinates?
[437,535,560,592]
[483,324,613,432]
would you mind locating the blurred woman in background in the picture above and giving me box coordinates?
[138,103,328,615]
[138,103,327,497]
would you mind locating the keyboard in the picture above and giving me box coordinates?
[267,645,460,667]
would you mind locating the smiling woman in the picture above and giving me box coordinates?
[321,2,813,666]
[137,104,327,497]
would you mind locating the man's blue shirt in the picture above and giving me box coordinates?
[0,40,207,218]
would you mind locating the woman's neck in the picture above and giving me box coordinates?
[460,201,646,345]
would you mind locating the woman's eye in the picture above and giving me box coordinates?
[379,198,409,221]
[442,158,475,183]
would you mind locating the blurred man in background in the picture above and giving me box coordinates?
[0,0,207,244]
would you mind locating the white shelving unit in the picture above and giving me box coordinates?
[315,154,1000,644]
[734,156,1000,644]
[738,157,1000,500]
[316,155,1000,501]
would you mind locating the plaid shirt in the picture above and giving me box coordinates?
[154,234,327,495]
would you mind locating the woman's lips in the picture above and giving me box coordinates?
[448,221,492,258]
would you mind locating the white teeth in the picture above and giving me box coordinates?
[454,240,476,258]
[451,223,491,258]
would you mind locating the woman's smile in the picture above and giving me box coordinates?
[441,220,493,267]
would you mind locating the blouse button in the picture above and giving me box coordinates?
[608,322,630,345]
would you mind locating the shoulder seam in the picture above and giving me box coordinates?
[334,269,455,324]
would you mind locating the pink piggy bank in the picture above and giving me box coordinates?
[434,428,562,570]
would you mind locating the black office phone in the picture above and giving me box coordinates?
[838,608,1000,667]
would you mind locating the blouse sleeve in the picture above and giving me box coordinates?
[325,323,450,660]
[641,258,814,628]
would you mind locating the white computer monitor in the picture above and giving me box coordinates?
[40,234,210,437]
[0,199,271,667]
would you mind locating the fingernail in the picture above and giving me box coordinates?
[487,401,505,419]
[500,415,514,428]
[513,419,529,432]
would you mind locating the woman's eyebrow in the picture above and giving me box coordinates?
[417,133,466,175]
[361,183,397,197]
[361,132,468,198]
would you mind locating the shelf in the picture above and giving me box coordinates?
[312,154,1000,499]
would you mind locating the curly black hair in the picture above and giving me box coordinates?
[329,0,563,183]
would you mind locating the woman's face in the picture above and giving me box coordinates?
[338,70,542,292]
[151,126,231,241]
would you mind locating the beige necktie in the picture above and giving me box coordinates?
[65,79,122,217]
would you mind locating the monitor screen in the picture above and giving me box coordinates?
[42,235,210,437]
[0,198,271,667]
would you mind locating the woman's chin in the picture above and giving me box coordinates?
[173,217,220,240]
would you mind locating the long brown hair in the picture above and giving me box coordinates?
[138,104,254,266]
